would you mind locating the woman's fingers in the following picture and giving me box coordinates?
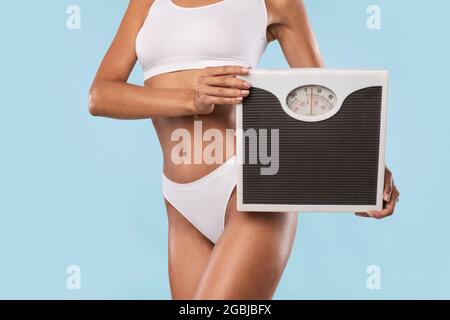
[355,212,370,218]
[195,66,252,105]
[355,179,400,219]
[365,187,399,219]
[202,95,244,106]
[204,65,250,76]
[199,84,250,98]
[193,66,253,113]
[204,76,252,90]
[383,167,394,202]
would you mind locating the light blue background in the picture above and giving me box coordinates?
[0,0,449,299]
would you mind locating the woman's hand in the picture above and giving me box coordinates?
[356,167,400,219]
[192,66,253,114]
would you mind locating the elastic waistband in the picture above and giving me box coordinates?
[143,58,251,81]
[162,156,237,191]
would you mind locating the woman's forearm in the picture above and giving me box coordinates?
[88,80,196,119]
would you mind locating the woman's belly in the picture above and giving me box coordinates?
[145,69,237,183]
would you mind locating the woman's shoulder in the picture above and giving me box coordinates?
[126,0,155,21]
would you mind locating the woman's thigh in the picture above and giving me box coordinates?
[193,189,298,300]
[165,199,214,299]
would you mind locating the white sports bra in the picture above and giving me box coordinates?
[136,0,269,81]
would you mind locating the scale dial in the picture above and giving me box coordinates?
[286,85,338,117]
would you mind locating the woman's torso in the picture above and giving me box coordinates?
[136,0,269,183]
[145,70,236,183]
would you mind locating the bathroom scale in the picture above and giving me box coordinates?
[236,69,389,213]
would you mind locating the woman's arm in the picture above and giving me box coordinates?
[88,0,200,119]
[88,0,250,119]
[267,0,324,68]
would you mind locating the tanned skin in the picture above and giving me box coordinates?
[89,0,399,299]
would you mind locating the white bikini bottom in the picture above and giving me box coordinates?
[161,156,238,244]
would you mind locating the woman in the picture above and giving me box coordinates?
[88,0,399,299]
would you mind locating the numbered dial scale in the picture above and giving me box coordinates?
[236,69,389,213]
[287,85,337,117]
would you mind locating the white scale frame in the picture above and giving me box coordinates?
[236,68,389,213]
